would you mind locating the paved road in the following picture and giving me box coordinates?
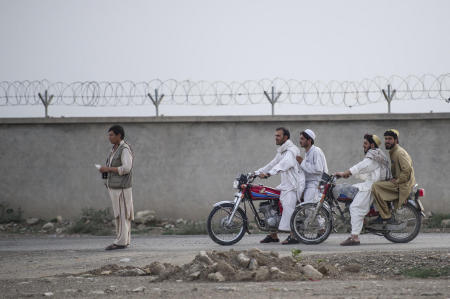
[0,233,449,279]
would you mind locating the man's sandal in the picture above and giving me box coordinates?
[340,237,360,246]
[260,235,280,243]
[281,235,300,245]
[105,244,127,250]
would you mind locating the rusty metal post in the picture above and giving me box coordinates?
[147,89,165,117]
[381,84,396,114]
[38,90,54,118]
[263,86,282,116]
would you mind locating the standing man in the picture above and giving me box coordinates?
[99,125,134,250]
[371,129,415,224]
[335,134,391,246]
[296,129,328,203]
[255,127,305,245]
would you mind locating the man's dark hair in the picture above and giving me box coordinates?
[109,125,125,140]
[300,131,314,145]
[364,134,378,148]
[276,127,290,139]
[384,130,398,140]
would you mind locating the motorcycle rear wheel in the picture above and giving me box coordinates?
[384,203,421,243]
[291,203,332,244]
[207,203,247,246]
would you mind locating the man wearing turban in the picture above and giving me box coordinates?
[371,129,416,224]
[335,134,391,246]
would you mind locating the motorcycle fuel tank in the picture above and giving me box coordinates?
[249,185,281,201]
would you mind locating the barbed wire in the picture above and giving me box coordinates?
[1,74,449,116]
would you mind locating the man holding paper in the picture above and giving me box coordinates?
[99,125,134,250]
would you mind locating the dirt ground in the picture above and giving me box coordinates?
[1,233,449,298]
[1,249,449,298]
[2,277,449,299]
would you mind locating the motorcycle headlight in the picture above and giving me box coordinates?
[233,179,239,189]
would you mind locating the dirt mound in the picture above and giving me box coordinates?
[84,249,321,282]
[77,249,450,282]
[301,250,450,279]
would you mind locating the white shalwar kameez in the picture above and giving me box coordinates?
[255,140,305,231]
[348,151,385,235]
[300,145,328,203]
[106,141,134,246]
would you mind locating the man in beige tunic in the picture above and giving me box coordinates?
[99,125,134,250]
[371,129,415,224]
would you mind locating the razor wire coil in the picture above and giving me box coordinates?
[1,74,449,107]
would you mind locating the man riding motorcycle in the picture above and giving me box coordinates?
[335,134,391,246]
[255,127,305,244]
[296,129,328,203]
[371,129,416,224]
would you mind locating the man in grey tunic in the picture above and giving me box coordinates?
[99,125,134,250]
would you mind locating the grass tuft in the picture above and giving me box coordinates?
[402,266,450,278]
[162,222,207,235]
[425,213,450,228]
[68,208,114,235]
[291,249,302,262]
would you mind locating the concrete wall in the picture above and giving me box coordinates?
[1,114,449,220]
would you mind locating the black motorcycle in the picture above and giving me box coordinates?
[290,173,425,244]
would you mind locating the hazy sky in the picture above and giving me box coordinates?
[1,0,449,116]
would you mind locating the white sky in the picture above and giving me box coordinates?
[1,0,449,117]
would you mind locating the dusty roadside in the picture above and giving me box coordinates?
[0,234,449,298]
[2,277,449,298]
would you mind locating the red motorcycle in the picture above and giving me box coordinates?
[207,173,283,245]
[290,172,426,244]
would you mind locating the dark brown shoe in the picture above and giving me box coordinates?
[260,235,280,243]
[281,235,300,245]
[340,237,360,246]
[105,244,127,250]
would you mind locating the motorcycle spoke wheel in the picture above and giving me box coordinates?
[384,203,421,243]
[291,203,331,244]
[207,203,246,246]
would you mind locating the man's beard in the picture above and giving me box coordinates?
[385,143,393,150]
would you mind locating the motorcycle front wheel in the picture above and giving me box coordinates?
[384,203,421,243]
[291,203,332,244]
[207,203,247,246]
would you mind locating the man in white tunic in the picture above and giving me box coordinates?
[99,125,134,250]
[255,127,305,245]
[335,134,390,246]
[296,129,328,203]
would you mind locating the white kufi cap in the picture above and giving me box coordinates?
[304,129,316,141]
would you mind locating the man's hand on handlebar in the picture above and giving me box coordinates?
[334,170,351,179]
[258,173,270,179]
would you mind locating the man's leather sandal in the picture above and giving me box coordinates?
[105,244,127,250]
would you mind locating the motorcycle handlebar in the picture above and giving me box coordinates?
[246,173,270,184]
[252,174,270,180]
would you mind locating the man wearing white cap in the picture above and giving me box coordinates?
[296,129,328,203]
[335,134,391,246]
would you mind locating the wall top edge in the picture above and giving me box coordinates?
[1,113,450,124]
